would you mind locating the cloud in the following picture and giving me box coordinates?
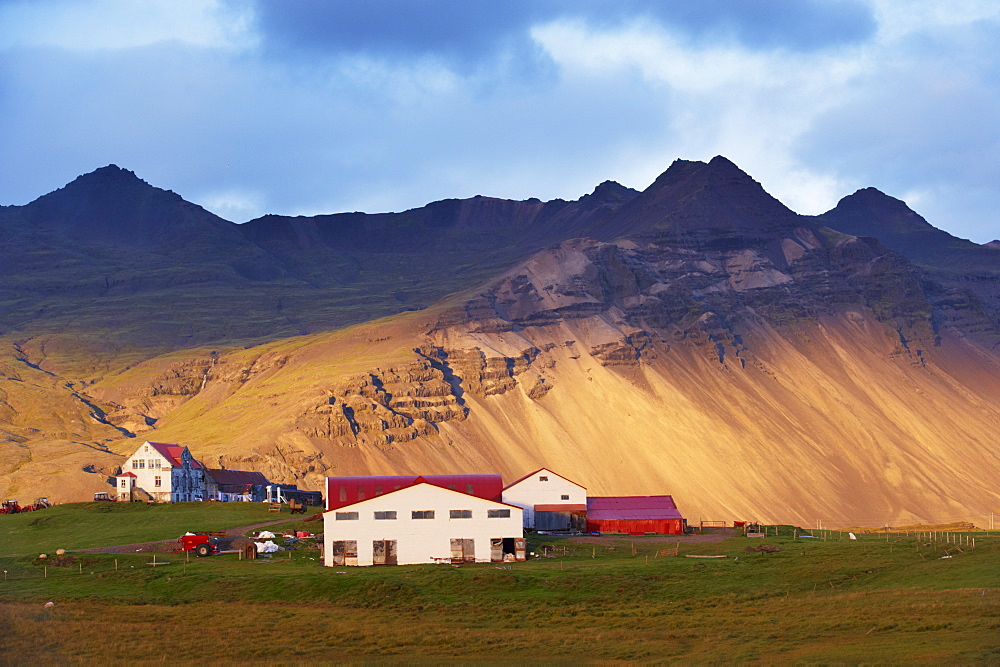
[0,0,254,51]
[0,0,997,243]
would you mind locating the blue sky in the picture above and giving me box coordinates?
[1,0,998,242]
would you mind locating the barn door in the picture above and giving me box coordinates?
[373,540,396,566]
[332,541,358,566]
[490,538,503,562]
[386,539,397,566]
[450,538,475,563]
[514,537,526,561]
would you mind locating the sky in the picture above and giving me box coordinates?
[1,0,998,243]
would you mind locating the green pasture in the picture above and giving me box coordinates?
[0,502,317,555]
[0,505,996,662]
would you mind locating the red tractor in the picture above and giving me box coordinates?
[1,500,22,515]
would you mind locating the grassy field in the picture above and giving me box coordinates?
[0,505,997,662]
[0,502,316,555]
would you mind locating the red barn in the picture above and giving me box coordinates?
[586,496,684,535]
[326,475,503,511]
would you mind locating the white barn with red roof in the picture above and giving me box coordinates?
[502,468,588,531]
[323,475,525,566]
[121,441,206,503]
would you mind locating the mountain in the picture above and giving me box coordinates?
[1,158,998,527]
[0,166,637,364]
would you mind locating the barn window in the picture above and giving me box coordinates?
[374,511,397,520]
[450,510,472,519]
[487,509,511,518]
[539,476,548,482]
[561,494,570,500]
[411,510,435,520]
[335,512,359,520]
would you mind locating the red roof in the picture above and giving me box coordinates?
[326,475,503,510]
[146,442,203,469]
[117,472,137,478]
[205,469,269,486]
[586,496,682,521]
[503,468,587,491]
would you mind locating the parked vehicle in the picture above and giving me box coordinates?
[175,533,224,557]
[0,500,22,515]
[94,492,116,502]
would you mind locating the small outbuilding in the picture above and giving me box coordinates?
[586,495,685,535]
[204,469,271,502]
[502,468,587,531]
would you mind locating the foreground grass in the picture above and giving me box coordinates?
[0,524,997,663]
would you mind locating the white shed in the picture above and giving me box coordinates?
[322,482,525,567]
[502,468,587,531]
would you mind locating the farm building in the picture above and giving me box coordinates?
[204,469,271,502]
[266,484,323,507]
[326,474,503,510]
[586,496,685,535]
[120,441,205,503]
[502,468,587,531]
[322,476,524,566]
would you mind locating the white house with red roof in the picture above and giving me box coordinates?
[323,475,525,566]
[502,468,588,531]
[121,441,206,503]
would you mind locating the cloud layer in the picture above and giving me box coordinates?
[1,0,997,242]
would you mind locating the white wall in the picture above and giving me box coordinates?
[502,469,587,528]
[323,483,523,567]
[123,442,173,501]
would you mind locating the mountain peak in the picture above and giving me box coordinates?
[586,155,798,246]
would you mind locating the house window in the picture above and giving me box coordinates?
[155,476,161,488]
[561,494,570,500]
[447,484,455,490]
[411,510,435,519]
[450,510,472,519]
[137,460,145,469]
[466,483,474,494]
[374,511,397,520]
[375,485,383,495]
[148,460,155,468]
[131,460,138,469]
[339,486,347,502]
[487,509,511,518]
[154,460,160,468]
[539,476,548,482]
[120,479,127,488]
[358,489,365,500]
[335,512,359,520]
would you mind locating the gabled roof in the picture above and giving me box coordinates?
[144,442,204,469]
[586,496,682,521]
[326,474,503,510]
[205,469,269,486]
[503,467,587,491]
[323,481,520,513]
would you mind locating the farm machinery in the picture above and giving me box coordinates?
[175,532,257,558]
[1,498,51,514]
